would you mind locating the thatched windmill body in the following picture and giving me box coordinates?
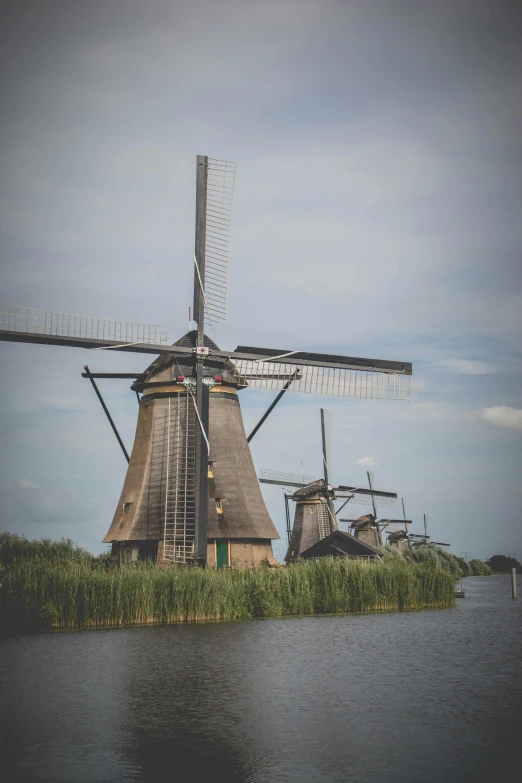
[0,156,412,567]
[101,331,282,568]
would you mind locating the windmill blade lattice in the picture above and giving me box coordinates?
[0,303,169,345]
[259,467,317,487]
[335,491,398,508]
[203,158,236,325]
[370,492,398,508]
[229,360,410,400]
[321,408,333,480]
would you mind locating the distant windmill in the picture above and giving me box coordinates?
[340,479,411,549]
[408,514,450,548]
[259,408,398,561]
[385,498,412,553]
[0,155,412,568]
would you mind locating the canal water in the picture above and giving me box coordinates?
[1,575,521,783]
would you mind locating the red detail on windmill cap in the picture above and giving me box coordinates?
[176,375,185,382]
[214,375,223,383]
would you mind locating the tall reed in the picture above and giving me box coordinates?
[382,543,491,579]
[0,555,455,634]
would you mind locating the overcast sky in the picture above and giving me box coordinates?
[1,0,521,562]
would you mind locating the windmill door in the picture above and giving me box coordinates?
[216,540,230,569]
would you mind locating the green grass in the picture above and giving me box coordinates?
[381,543,492,578]
[0,534,456,634]
[467,558,493,576]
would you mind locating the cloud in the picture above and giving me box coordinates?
[43,397,80,410]
[18,478,37,490]
[357,457,380,468]
[411,379,428,393]
[438,359,496,375]
[475,406,522,432]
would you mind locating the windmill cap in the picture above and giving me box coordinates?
[131,330,244,392]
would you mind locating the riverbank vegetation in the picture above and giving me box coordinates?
[0,533,456,634]
[382,544,492,578]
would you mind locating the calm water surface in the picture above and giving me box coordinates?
[1,575,521,783]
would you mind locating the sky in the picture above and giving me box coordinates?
[0,0,521,562]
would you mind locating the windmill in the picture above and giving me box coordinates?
[339,479,411,549]
[408,514,450,548]
[259,408,398,561]
[385,498,412,553]
[0,155,412,568]
[346,471,386,549]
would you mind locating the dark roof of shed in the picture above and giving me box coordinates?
[300,530,381,559]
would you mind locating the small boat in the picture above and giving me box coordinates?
[455,583,465,598]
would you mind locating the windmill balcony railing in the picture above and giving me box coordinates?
[0,304,169,345]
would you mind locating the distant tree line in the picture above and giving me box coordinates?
[382,544,522,578]
[485,555,522,574]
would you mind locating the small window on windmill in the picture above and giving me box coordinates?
[119,502,132,527]
[119,503,132,527]
[215,498,223,514]
[208,462,215,478]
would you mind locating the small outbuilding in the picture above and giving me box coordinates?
[299,530,381,560]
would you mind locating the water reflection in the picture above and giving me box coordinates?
[1,576,521,783]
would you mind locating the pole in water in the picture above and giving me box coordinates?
[512,568,517,599]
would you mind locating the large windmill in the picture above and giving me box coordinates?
[0,155,412,568]
[259,408,399,561]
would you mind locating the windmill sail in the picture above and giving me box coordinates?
[202,157,236,325]
[367,471,378,520]
[320,408,336,535]
[229,359,410,400]
[320,408,333,483]
[336,491,397,507]
[0,303,168,345]
[259,467,317,487]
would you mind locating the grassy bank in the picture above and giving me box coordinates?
[0,537,455,633]
[381,544,492,578]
